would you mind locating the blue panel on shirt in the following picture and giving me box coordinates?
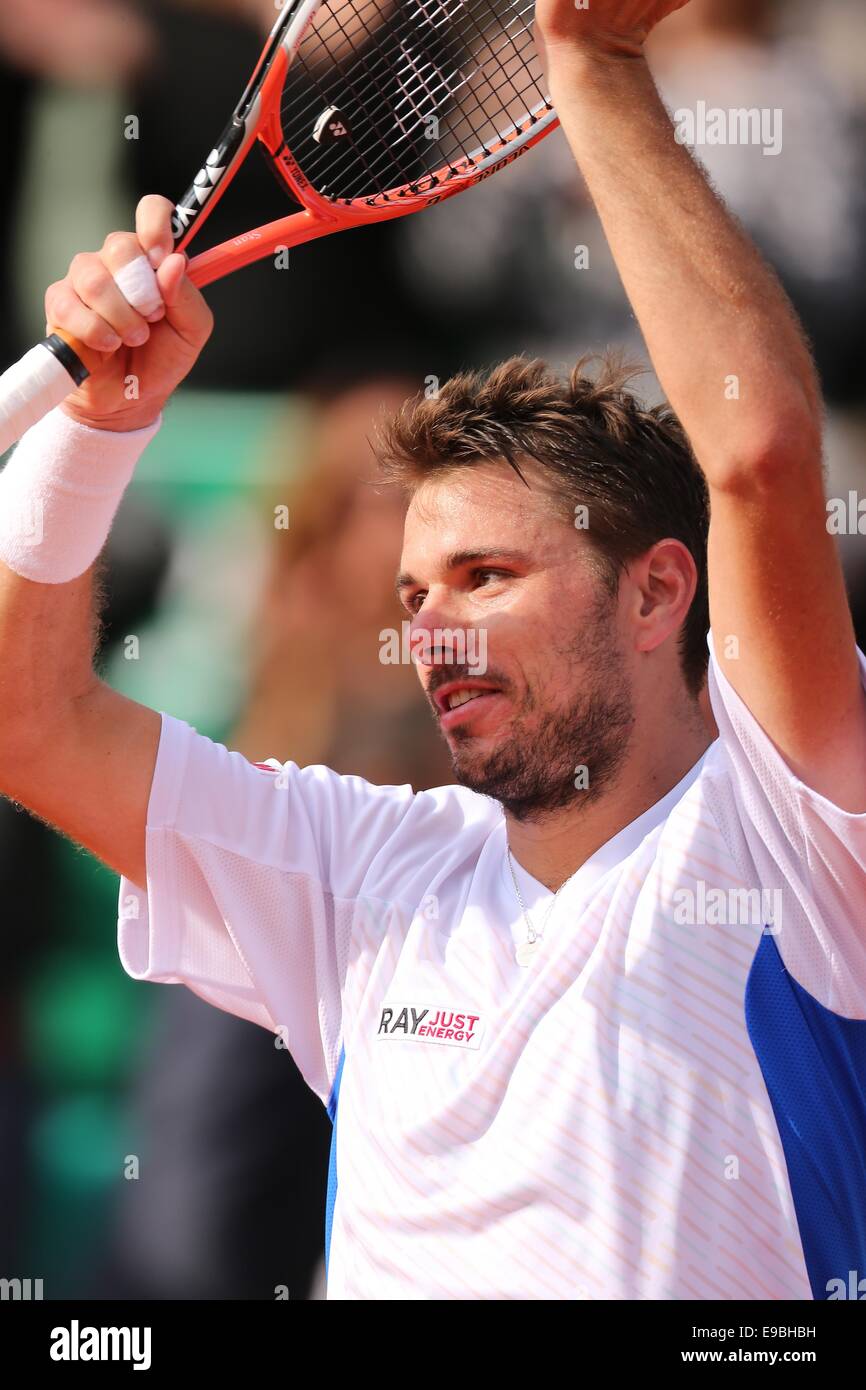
[745,932,866,1299]
[324,1044,346,1279]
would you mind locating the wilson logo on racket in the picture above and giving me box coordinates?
[0,0,558,452]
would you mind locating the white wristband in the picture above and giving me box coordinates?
[0,406,161,583]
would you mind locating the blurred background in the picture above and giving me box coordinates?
[0,0,865,1300]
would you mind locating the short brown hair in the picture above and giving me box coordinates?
[376,354,710,696]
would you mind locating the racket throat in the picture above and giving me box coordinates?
[172,115,255,249]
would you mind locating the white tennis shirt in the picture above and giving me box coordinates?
[118,634,866,1300]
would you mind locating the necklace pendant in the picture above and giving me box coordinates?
[515,937,541,968]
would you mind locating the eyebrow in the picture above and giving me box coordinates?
[394,548,533,596]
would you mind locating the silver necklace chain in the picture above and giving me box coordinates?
[506,846,571,966]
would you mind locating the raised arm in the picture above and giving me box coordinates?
[535,0,866,811]
[0,197,213,887]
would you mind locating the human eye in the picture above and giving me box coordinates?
[473,567,510,586]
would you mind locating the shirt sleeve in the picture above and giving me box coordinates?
[706,630,866,1016]
[117,712,422,1105]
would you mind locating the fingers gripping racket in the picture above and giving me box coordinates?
[0,0,557,454]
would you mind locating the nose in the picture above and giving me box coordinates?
[410,591,467,670]
[410,614,448,671]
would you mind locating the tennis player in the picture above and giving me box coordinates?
[1,0,865,1300]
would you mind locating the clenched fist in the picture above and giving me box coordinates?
[535,0,692,61]
[47,195,214,433]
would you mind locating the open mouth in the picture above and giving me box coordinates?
[433,681,505,730]
[444,688,488,711]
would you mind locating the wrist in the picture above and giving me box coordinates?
[545,42,653,106]
[0,406,161,584]
[61,402,164,434]
[544,34,647,74]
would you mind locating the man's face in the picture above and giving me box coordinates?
[397,460,636,820]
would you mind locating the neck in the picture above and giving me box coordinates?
[506,719,713,892]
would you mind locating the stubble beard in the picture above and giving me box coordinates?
[442,598,635,822]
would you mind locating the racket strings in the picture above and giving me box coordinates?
[388,12,535,151]
[279,0,550,203]
[283,0,466,191]
[303,0,425,195]
[296,2,536,182]
[313,22,541,196]
[312,0,542,187]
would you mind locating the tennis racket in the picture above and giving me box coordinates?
[0,0,557,454]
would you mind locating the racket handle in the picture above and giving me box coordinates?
[0,334,90,456]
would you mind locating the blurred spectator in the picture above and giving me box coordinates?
[231,381,454,782]
[399,0,866,405]
[649,0,866,406]
[0,0,153,86]
[0,0,152,367]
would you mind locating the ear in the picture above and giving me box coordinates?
[627,539,698,656]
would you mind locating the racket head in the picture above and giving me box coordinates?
[181,0,558,286]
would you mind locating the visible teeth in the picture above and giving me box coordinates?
[447,689,483,710]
